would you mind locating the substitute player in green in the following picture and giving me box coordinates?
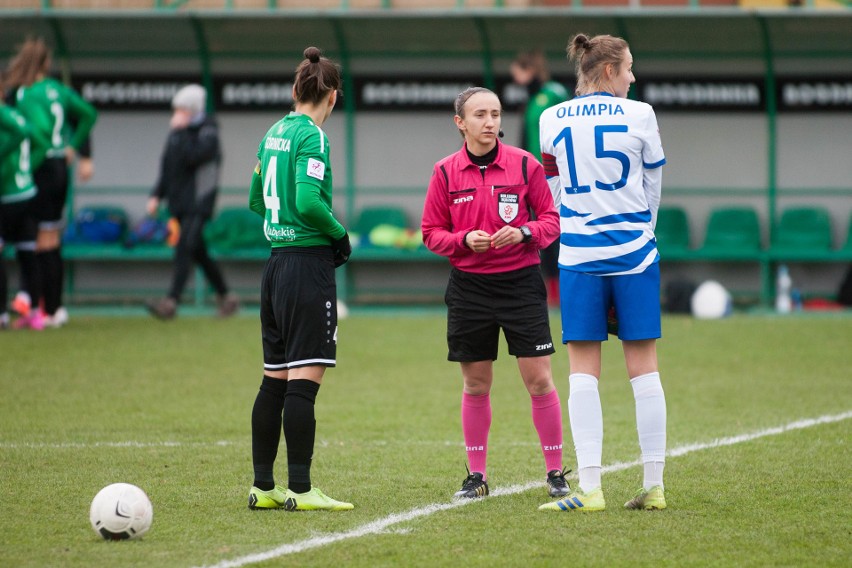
[510,50,569,307]
[4,37,97,328]
[0,102,48,330]
[246,47,353,512]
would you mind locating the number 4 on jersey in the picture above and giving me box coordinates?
[263,155,281,223]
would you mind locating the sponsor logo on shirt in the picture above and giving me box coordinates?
[307,158,325,181]
[266,226,296,240]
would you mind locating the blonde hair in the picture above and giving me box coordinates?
[567,33,629,96]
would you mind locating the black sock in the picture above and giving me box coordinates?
[36,249,62,315]
[283,379,320,494]
[251,376,288,491]
[15,249,38,304]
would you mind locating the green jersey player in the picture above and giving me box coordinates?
[0,103,48,329]
[4,37,98,327]
[249,106,346,249]
[510,50,569,306]
[246,46,353,513]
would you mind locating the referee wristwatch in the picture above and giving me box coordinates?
[519,225,533,243]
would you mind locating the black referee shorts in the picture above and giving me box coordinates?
[260,246,337,371]
[445,265,555,362]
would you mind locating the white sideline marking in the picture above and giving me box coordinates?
[0,439,522,450]
[0,440,237,449]
[196,410,852,568]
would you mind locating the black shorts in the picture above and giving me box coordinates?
[445,265,555,362]
[260,246,337,371]
[0,198,38,246]
[33,157,69,228]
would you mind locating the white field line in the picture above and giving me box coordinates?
[195,410,852,568]
[0,440,530,450]
[0,440,239,449]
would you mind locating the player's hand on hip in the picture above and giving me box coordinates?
[465,230,492,253]
[490,226,522,249]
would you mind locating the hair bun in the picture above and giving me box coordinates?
[574,34,592,50]
[304,46,321,64]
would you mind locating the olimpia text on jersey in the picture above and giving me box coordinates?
[539,92,666,276]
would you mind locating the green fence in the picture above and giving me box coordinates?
[1,9,850,304]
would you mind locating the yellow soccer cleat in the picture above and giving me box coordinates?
[248,485,287,510]
[624,485,667,510]
[538,487,606,512]
[283,487,354,511]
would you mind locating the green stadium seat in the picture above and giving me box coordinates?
[351,206,409,236]
[655,206,690,257]
[772,206,832,253]
[204,207,268,250]
[697,206,762,258]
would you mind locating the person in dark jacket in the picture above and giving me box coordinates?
[145,84,238,320]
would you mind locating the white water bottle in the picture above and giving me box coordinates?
[775,264,792,314]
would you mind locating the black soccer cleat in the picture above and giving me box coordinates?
[453,466,489,499]
[546,468,572,498]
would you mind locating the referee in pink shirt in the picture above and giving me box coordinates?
[421,87,568,503]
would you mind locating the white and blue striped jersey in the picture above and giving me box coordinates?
[539,92,666,276]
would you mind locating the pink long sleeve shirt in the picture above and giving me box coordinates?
[421,141,560,275]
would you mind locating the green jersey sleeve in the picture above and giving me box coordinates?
[61,82,98,152]
[293,128,345,240]
[248,167,265,217]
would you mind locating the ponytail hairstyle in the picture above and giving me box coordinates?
[3,37,51,90]
[567,33,629,96]
[293,46,341,106]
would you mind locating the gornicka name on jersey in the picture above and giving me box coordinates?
[264,137,291,151]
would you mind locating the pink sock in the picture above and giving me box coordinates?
[531,389,564,473]
[461,392,491,478]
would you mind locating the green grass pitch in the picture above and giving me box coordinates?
[0,311,850,567]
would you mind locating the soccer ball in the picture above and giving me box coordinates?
[690,280,733,319]
[89,483,153,540]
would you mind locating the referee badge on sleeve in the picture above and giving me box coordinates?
[498,193,519,223]
[307,158,326,181]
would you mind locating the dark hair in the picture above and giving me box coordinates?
[454,86,499,118]
[293,46,341,106]
[512,49,550,83]
[567,33,629,95]
[3,37,51,90]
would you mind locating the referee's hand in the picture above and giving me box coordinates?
[464,230,492,253]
